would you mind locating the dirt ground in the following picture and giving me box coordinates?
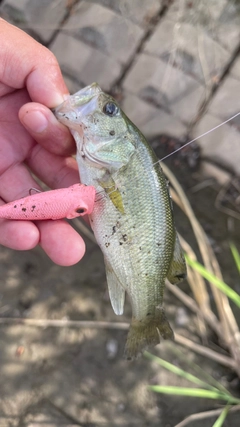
[1,149,240,427]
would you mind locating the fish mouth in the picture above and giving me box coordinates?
[54,82,102,129]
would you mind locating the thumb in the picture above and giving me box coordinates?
[0,18,68,107]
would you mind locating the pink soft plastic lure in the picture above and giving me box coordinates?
[0,184,96,220]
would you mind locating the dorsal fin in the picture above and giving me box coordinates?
[167,232,187,285]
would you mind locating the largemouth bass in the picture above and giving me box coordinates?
[55,83,186,359]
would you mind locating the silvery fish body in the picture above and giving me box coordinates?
[55,83,186,359]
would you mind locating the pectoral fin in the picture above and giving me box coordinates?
[167,232,187,285]
[104,258,125,315]
[98,177,125,214]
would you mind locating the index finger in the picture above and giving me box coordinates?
[0,18,68,107]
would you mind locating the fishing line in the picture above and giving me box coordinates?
[153,111,240,165]
[94,110,240,202]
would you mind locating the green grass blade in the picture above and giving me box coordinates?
[212,405,230,427]
[145,352,219,391]
[169,346,230,395]
[149,386,240,404]
[185,255,240,308]
[230,242,240,275]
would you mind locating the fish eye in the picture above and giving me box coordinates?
[103,102,119,117]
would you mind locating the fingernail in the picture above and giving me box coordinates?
[50,92,69,108]
[22,110,48,133]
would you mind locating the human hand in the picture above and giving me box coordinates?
[0,18,86,266]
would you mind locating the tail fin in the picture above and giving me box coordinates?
[124,307,174,360]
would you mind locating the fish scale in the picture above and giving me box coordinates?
[93,145,174,316]
[55,83,187,359]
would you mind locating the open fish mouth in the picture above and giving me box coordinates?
[54,82,102,129]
